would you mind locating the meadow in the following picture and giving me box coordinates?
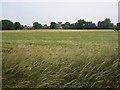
[2,30,119,88]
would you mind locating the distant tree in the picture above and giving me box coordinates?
[117,22,120,30]
[2,20,14,30]
[24,25,27,27]
[113,25,118,31]
[56,22,62,29]
[20,25,24,30]
[84,22,96,29]
[62,22,71,29]
[50,22,57,29]
[0,21,2,30]
[33,22,42,29]
[113,22,120,31]
[75,19,86,29]
[63,20,96,29]
[70,23,76,29]
[103,18,114,29]
[22,25,27,30]
[98,21,102,29]
[14,22,21,30]
[97,18,114,29]
[91,23,97,29]
[43,24,50,29]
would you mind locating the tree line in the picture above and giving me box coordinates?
[0,18,120,30]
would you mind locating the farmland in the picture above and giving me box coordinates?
[2,30,119,88]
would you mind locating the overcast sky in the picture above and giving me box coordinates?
[1,0,119,26]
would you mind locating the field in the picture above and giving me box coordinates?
[2,30,119,88]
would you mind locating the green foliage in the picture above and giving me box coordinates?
[50,22,57,29]
[2,30,119,88]
[20,25,24,29]
[75,19,86,29]
[84,22,96,29]
[33,22,42,29]
[113,25,117,31]
[117,22,120,30]
[98,18,114,29]
[14,22,21,30]
[62,22,71,29]
[0,21,2,30]
[0,18,115,30]
[62,20,96,29]
[113,23,120,31]
[2,20,14,30]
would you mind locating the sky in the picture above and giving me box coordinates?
[1,0,119,26]
[1,0,119,2]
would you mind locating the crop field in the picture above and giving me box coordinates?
[2,30,119,88]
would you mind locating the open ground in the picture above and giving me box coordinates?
[2,30,119,88]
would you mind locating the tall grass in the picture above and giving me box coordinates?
[2,30,119,88]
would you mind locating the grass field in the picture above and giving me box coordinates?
[2,30,119,88]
